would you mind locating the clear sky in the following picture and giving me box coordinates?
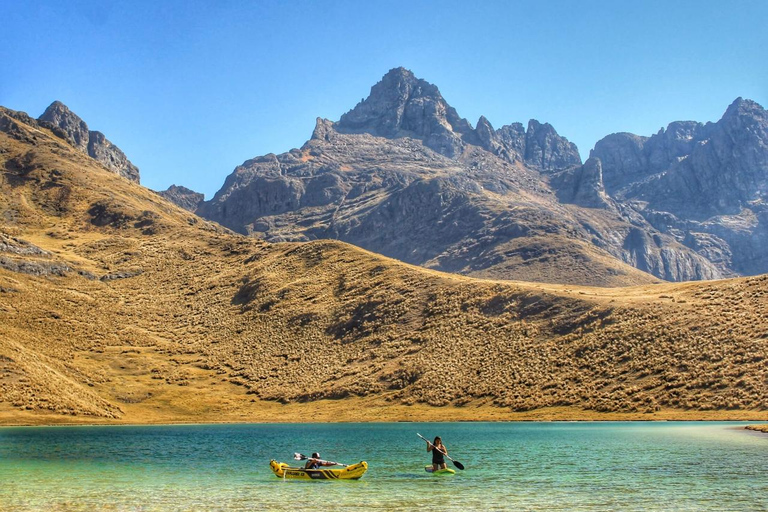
[2,0,766,198]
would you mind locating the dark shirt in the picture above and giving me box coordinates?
[431,445,445,464]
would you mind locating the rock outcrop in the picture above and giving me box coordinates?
[524,119,582,171]
[591,122,705,196]
[39,101,140,183]
[549,157,613,209]
[336,67,475,158]
[592,97,768,276]
[157,185,204,212]
[336,67,580,172]
[475,116,581,172]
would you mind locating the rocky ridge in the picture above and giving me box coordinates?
[38,101,140,183]
[336,67,581,171]
[197,68,722,284]
[591,97,768,276]
[157,185,204,212]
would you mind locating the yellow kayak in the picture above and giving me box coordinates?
[270,460,368,480]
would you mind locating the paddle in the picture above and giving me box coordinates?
[417,433,465,470]
[293,452,348,467]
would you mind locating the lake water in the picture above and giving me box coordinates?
[0,422,766,511]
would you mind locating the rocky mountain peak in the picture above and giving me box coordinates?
[588,97,768,276]
[39,101,90,153]
[310,118,336,142]
[723,97,763,118]
[157,185,204,212]
[334,68,581,169]
[521,119,582,172]
[594,97,767,202]
[337,67,444,134]
[196,72,757,284]
[718,98,767,143]
[335,68,473,157]
[476,115,493,131]
[37,101,140,183]
[377,66,422,93]
[474,115,497,149]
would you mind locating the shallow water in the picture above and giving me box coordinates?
[0,422,766,511]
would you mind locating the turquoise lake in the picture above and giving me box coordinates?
[0,422,766,511]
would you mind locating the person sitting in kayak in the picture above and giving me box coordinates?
[426,436,448,471]
[305,452,336,469]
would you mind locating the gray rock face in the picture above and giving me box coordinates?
[493,122,527,163]
[0,233,49,256]
[0,256,70,276]
[645,99,767,218]
[157,185,204,212]
[197,68,724,285]
[592,121,706,196]
[336,67,475,158]
[475,117,580,172]
[592,97,768,277]
[549,157,613,209]
[336,68,580,171]
[524,119,582,171]
[198,127,718,284]
[38,101,140,183]
[86,131,140,183]
[589,132,649,195]
[38,101,90,153]
[621,227,719,282]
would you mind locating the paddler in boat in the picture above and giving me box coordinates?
[426,436,448,471]
[304,452,337,469]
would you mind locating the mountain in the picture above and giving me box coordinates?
[334,67,581,170]
[198,68,720,285]
[157,185,204,212]
[38,101,140,183]
[2,104,767,423]
[591,97,768,276]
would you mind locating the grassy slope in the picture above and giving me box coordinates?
[0,107,766,424]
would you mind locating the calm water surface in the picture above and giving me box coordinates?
[0,422,766,511]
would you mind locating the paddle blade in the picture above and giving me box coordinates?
[452,460,465,470]
[293,453,307,460]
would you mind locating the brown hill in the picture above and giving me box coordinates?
[0,106,766,424]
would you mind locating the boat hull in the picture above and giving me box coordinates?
[270,460,368,480]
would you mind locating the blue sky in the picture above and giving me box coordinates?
[2,0,766,198]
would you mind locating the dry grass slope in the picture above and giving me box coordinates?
[0,107,767,424]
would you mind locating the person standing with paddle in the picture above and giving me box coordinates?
[426,436,448,471]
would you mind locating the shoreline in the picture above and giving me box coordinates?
[2,420,766,429]
[2,400,767,427]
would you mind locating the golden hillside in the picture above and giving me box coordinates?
[0,107,766,424]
